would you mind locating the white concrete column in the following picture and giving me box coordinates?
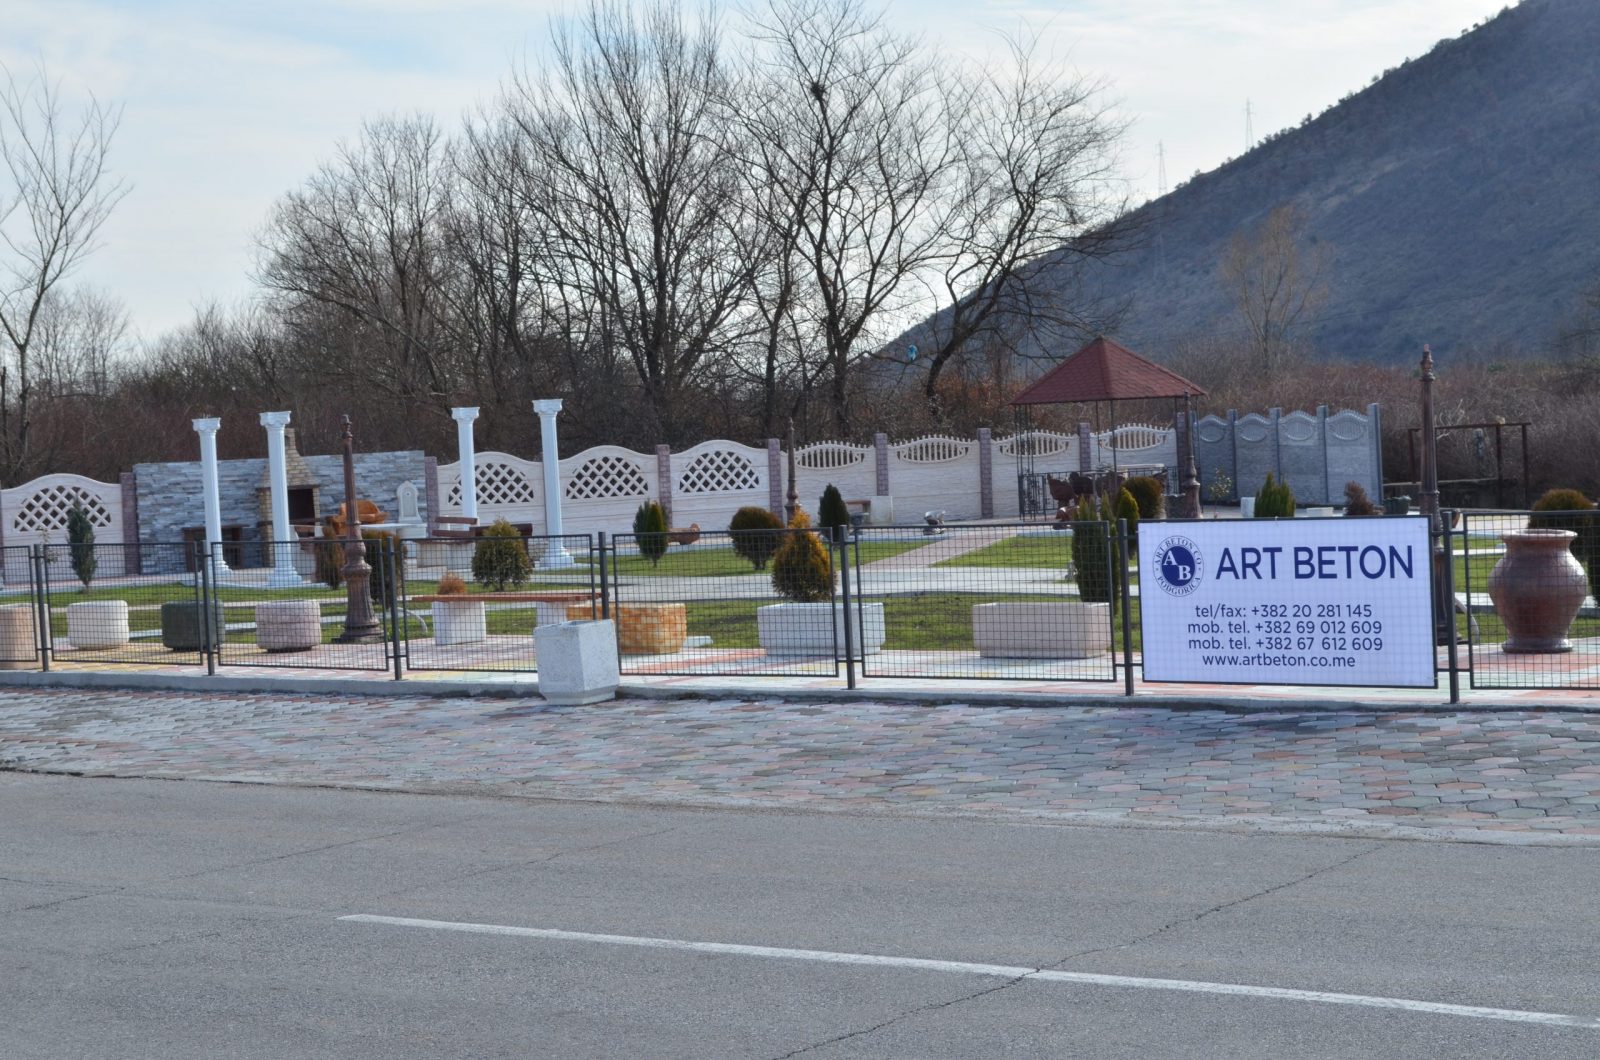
[452,407,480,526]
[192,417,230,575]
[532,398,574,569]
[259,410,302,587]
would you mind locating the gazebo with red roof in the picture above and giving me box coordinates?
[1008,336,1207,515]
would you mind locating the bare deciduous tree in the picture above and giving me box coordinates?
[0,66,127,479]
[913,34,1128,408]
[1219,202,1328,379]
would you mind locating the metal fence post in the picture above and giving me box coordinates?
[597,532,611,620]
[1442,510,1460,704]
[1118,518,1135,697]
[836,525,856,690]
[197,541,217,676]
[32,545,50,672]
[389,539,404,680]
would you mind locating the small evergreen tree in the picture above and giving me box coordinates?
[770,508,833,603]
[633,501,669,567]
[729,506,784,570]
[471,518,532,590]
[1114,486,1140,548]
[66,506,96,589]
[1254,473,1297,518]
[1124,476,1166,521]
[818,484,852,537]
[1071,495,1118,606]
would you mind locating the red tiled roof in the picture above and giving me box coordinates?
[1008,336,1207,405]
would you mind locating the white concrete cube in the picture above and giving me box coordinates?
[535,619,620,705]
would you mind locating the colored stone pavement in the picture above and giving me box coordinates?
[3,687,1600,843]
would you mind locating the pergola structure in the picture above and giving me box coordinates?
[1008,336,1207,516]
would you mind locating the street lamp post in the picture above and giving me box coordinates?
[334,415,383,644]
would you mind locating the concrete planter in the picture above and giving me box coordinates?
[255,599,322,652]
[535,620,620,705]
[160,601,225,651]
[972,602,1110,659]
[66,600,130,649]
[571,602,686,655]
[756,602,885,658]
[431,598,487,645]
[0,604,37,669]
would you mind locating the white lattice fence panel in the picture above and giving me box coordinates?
[670,441,770,531]
[1,473,125,576]
[558,445,657,537]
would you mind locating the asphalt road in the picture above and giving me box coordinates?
[4,773,1598,1059]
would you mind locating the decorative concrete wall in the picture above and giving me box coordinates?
[0,473,126,581]
[1194,404,1382,506]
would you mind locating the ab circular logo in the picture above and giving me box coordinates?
[1153,535,1203,597]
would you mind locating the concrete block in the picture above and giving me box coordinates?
[972,602,1110,659]
[535,619,620,705]
[66,600,130,649]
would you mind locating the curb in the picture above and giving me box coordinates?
[0,669,1597,714]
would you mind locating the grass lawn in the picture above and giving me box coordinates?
[936,535,1072,570]
[605,539,925,578]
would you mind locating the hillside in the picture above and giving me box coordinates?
[1030,0,1600,362]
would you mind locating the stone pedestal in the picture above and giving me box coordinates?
[431,599,488,645]
[160,601,225,651]
[534,620,620,705]
[972,602,1110,659]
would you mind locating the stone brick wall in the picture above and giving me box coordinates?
[133,451,428,561]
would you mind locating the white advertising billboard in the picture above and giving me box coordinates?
[1137,517,1436,687]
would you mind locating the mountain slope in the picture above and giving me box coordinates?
[1045,0,1600,361]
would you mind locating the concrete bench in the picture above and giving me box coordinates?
[972,602,1110,659]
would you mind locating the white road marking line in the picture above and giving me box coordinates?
[337,915,1599,1030]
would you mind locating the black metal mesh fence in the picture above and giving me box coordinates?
[608,528,842,677]
[401,533,596,673]
[1461,509,1600,689]
[39,542,208,667]
[212,538,396,672]
[853,521,1119,682]
[0,545,42,669]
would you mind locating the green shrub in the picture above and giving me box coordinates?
[472,518,532,590]
[1530,489,1599,601]
[1124,476,1166,522]
[818,484,851,538]
[1343,481,1380,516]
[316,518,344,590]
[1254,473,1297,518]
[1071,494,1120,606]
[771,509,832,602]
[633,501,669,567]
[66,505,96,589]
[1113,486,1140,547]
[729,505,784,570]
[363,531,399,606]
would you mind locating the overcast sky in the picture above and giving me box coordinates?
[3,0,1511,344]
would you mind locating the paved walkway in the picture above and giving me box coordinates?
[4,687,1600,844]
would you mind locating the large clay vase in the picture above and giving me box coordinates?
[1487,530,1588,653]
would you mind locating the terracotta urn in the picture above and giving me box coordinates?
[1487,530,1588,653]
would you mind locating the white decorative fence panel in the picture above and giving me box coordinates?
[1090,423,1179,471]
[438,451,547,533]
[559,445,657,539]
[2,473,125,579]
[792,442,878,523]
[670,440,770,530]
[991,432,1079,518]
[888,435,982,522]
